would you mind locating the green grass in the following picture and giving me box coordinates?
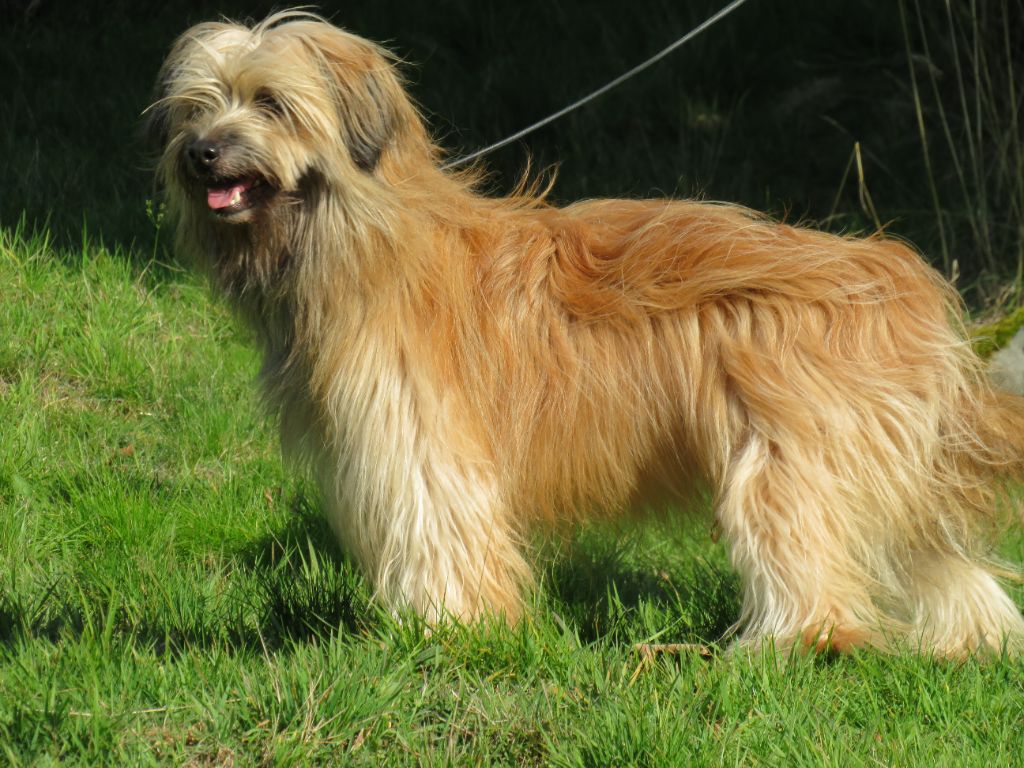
[3,226,1024,765]
[2,1,1023,762]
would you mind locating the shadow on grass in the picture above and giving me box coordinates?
[544,528,741,647]
[0,491,376,655]
[231,491,378,646]
[1,494,742,655]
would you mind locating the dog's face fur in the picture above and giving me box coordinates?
[150,13,1024,656]
[149,13,425,238]
[148,12,441,300]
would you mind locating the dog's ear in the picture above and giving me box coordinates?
[303,25,408,174]
[345,73,393,173]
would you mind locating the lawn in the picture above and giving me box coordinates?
[2,0,1024,763]
[2,224,1024,765]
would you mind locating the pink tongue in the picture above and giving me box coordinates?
[207,181,250,210]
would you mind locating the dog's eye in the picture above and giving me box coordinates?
[254,91,284,116]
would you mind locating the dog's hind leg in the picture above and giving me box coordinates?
[906,548,1024,657]
[715,431,885,652]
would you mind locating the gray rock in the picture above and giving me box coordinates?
[989,326,1024,395]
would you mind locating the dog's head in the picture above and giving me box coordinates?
[148,11,421,225]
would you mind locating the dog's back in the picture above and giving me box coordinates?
[151,12,1024,654]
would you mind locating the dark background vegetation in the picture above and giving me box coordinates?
[2,0,1022,305]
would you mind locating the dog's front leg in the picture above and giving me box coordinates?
[315,380,531,623]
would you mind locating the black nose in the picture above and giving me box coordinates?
[187,139,222,172]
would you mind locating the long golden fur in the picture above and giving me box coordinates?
[149,11,1024,655]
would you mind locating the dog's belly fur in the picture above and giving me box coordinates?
[152,12,1024,655]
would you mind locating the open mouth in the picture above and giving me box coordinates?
[204,176,274,218]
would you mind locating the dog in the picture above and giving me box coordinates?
[148,10,1024,656]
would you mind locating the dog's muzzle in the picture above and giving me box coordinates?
[185,138,273,219]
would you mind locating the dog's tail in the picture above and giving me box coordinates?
[970,385,1024,483]
[944,370,1024,538]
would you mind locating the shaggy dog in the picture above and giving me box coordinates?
[149,11,1024,655]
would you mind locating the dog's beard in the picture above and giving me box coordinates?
[181,170,333,306]
[185,162,281,225]
[204,175,276,219]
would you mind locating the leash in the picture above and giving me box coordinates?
[442,0,754,170]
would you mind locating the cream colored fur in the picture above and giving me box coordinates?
[150,11,1024,655]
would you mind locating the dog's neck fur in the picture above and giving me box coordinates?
[172,64,548,472]
[184,152,459,417]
